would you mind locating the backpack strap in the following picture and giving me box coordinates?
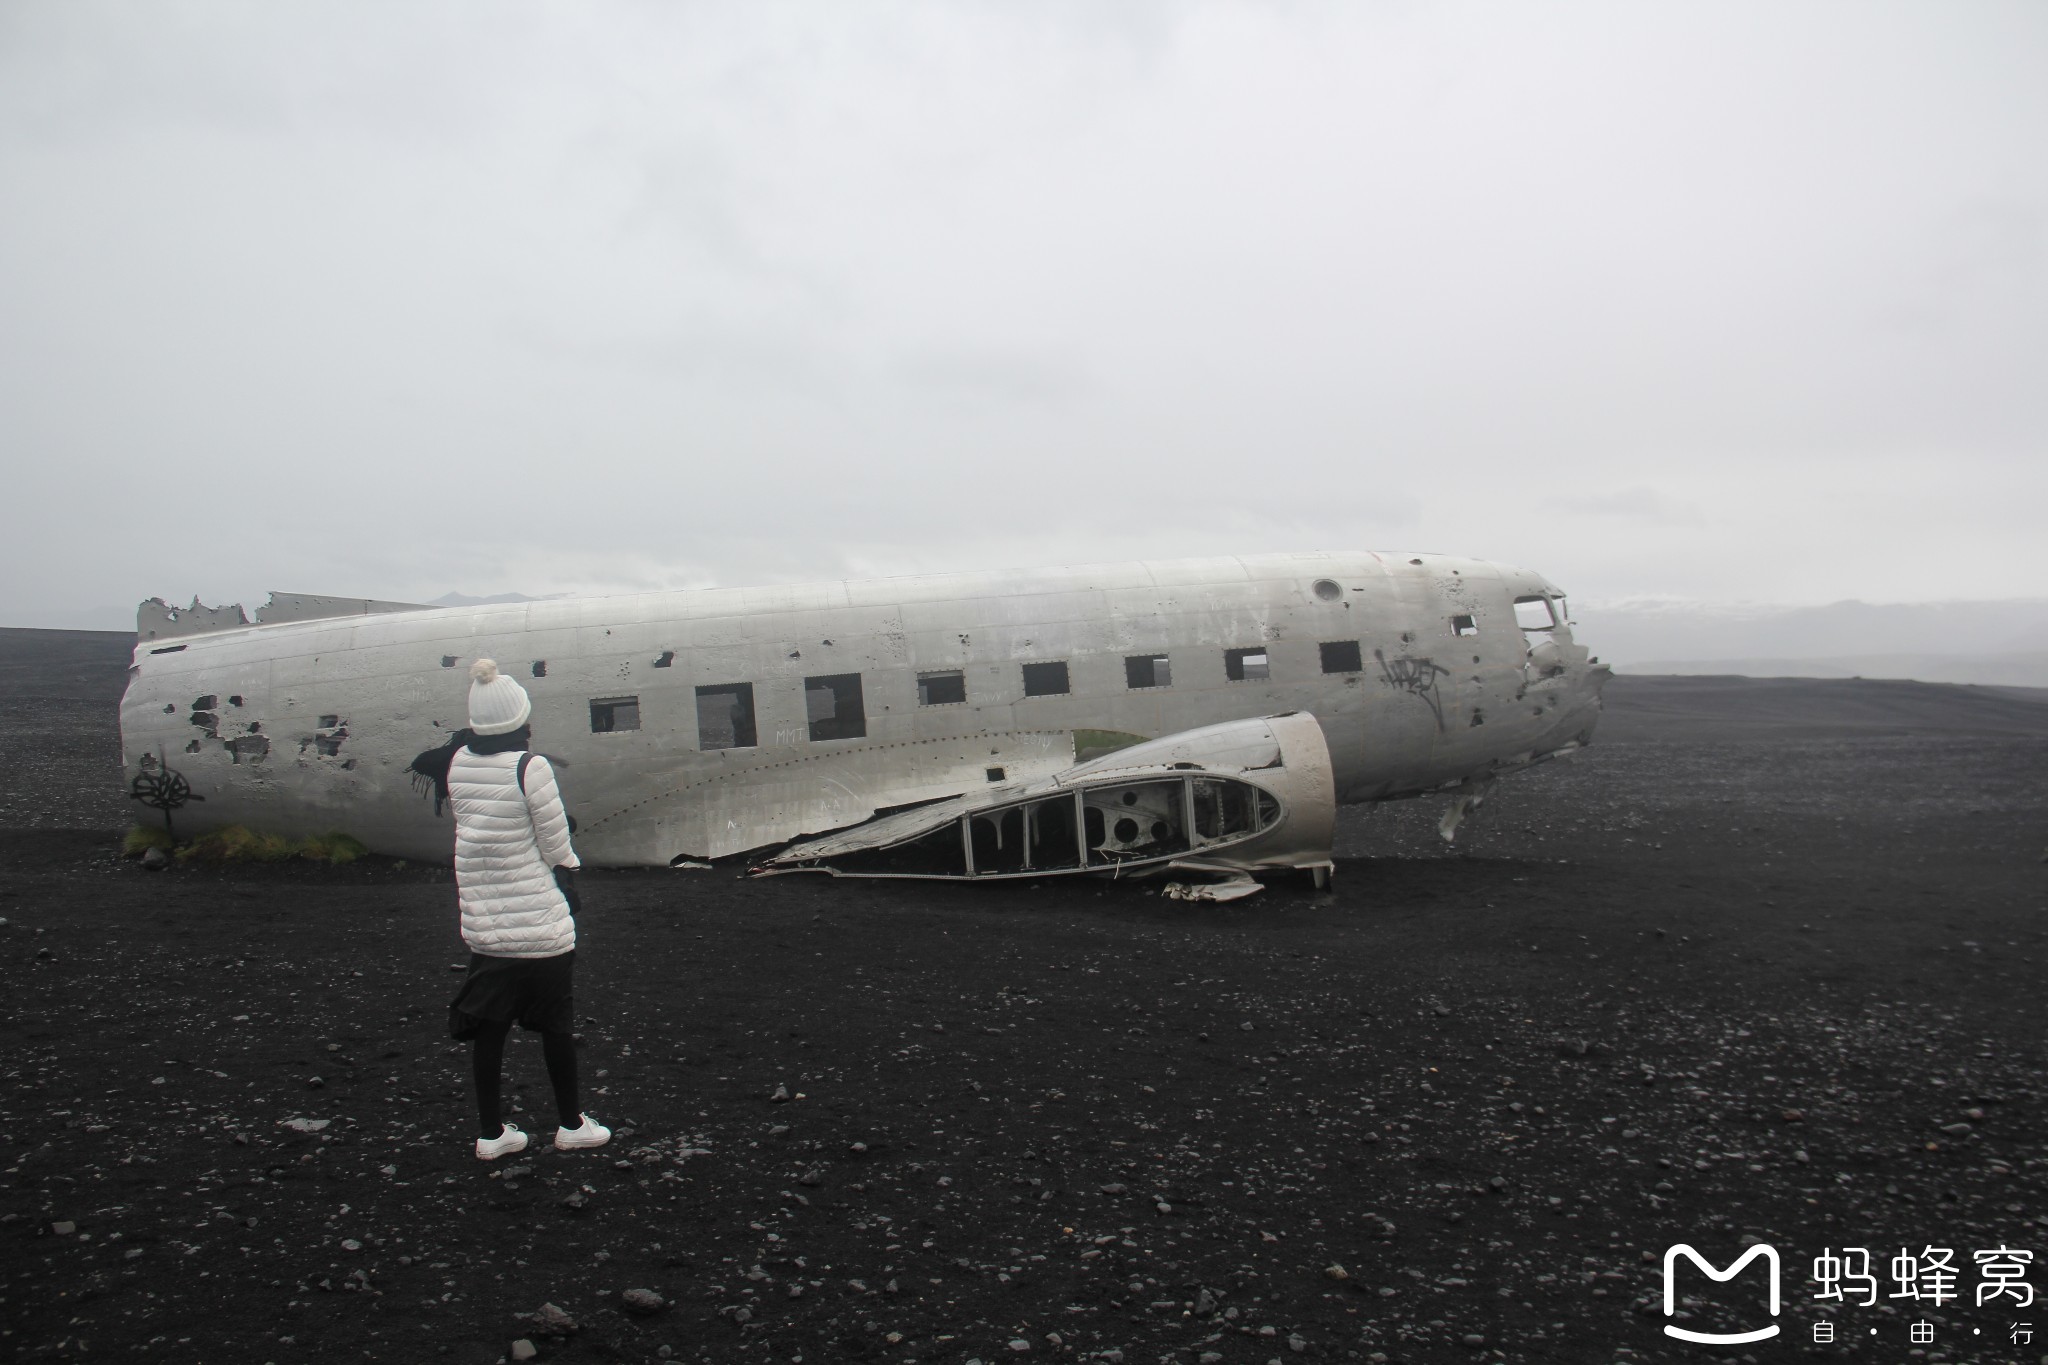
[517,751,534,795]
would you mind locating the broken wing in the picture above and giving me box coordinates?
[749,712,1335,882]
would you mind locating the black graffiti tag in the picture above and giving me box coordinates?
[1376,649,1451,732]
[130,750,204,837]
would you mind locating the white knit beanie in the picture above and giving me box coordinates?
[467,659,532,735]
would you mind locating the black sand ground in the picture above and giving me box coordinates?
[2,628,2044,1365]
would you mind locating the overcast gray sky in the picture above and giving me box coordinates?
[3,1,2043,627]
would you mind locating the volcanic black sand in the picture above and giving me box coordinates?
[2,627,2045,1365]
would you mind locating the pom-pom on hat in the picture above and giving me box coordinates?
[467,659,532,735]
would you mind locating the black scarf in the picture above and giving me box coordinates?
[408,725,531,814]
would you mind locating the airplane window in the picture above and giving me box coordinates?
[805,673,867,741]
[1021,661,1070,696]
[1451,615,1479,637]
[1320,640,1363,674]
[695,682,757,750]
[1224,647,1270,683]
[589,695,641,733]
[1124,654,1171,689]
[1513,597,1556,631]
[918,671,967,706]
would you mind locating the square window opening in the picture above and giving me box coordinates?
[1224,647,1270,683]
[589,695,641,733]
[695,682,757,750]
[1451,614,1479,637]
[805,673,867,741]
[1320,640,1364,674]
[1124,654,1172,689]
[1021,660,1070,697]
[917,670,967,706]
[1513,597,1557,631]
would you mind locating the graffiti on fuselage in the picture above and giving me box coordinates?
[1375,649,1451,732]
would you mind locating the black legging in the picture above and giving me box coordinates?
[472,1020,580,1138]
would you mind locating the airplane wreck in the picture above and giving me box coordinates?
[120,553,1609,892]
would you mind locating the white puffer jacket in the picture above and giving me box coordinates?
[449,747,580,958]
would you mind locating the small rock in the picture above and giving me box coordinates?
[1940,1122,1972,1136]
[1007,1339,1032,1353]
[619,1288,666,1316]
[769,1084,791,1103]
[1288,1333,1308,1353]
[1460,1333,1486,1347]
[799,1167,823,1187]
[51,1221,76,1236]
[1325,1263,1349,1280]
[1781,1109,1805,1123]
[1239,1021,1255,1032]
[306,1076,325,1089]
[1194,1287,1216,1314]
[140,847,170,871]
[340,1238,362,1251]
[559,1191,587,1210]
[510,1340,539,1362]
[531,1303,577,1336]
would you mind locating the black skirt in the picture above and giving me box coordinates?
[448,950,575,1039]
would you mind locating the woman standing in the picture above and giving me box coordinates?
[438,658,609,1160]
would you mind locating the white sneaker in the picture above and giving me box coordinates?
[475,1124,528,1161]
[555,1114,611,1151]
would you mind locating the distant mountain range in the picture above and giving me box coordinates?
[1584,598,2048,688]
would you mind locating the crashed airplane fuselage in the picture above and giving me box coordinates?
[118,553,1608,880]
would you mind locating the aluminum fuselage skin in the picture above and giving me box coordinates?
[118,552,1606,866]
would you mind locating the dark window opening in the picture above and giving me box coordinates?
[1313,578,1342,601]
[318,714,338,728]
[1224,647,1270,683]
[150,645,187,655]
[1320,640,1364,673]
[227,695,243,707]
[192,695,217,711]
[1124,654,1171,689]
[653,651,675,668]
[1451,615,1479,637]
[441,655,458,668]
[1021,661,1070,696]
[1513,596,1556,631]
[805,673,866,741]
[531,661,547,678]
[986,766,1006,782]
[918,671,967,706]
[590,695,641,733]
[695,683,757,751]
